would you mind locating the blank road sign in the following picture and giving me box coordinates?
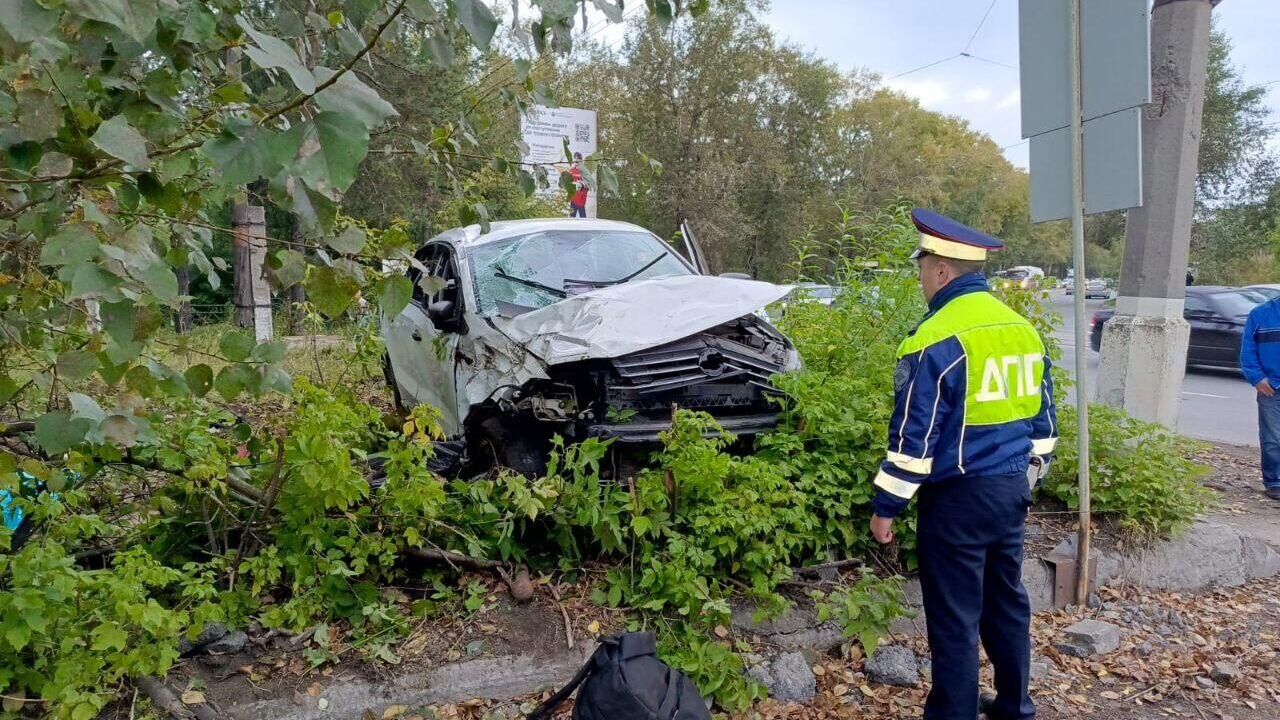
[1080,0,1151,121]
[1019,0,1071,139]
[1030,106,1143,222]
[1020,0,1150,136]
[1020,0,1150,222]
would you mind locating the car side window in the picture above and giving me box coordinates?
[1184,296,1211,318]
[409,243,462,311]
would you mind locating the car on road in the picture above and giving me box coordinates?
[1083,279,1112,299]
[380,218,801,474]
[994,266,1044,290]
[1089,286,1261,369]
[1243,284,1280,301]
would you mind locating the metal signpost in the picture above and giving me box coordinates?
[1018,0,1150,603]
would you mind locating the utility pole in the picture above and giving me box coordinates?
[1096,0,1217,426]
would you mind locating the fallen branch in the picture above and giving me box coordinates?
[404,546,505,569]
[404,547,534,601]
[0,421,34,437]
[791,558,868,576]
[135,676,222,720]
[548,583,575,650]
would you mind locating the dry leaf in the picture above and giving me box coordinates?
[1100,691,1121,700]
[307,683,323,697]
[383,705,409,719]
[833,684,849,697]
[180,690,206,705]
[713,625,729,639]
[587,620,601,634]
[812,664,826,676]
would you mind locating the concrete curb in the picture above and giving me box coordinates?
[224,644,593,720]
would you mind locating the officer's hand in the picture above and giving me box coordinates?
[870,515,894,544]
[1258,379,1275,397]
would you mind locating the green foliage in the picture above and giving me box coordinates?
[605,411,817,620]
[756,205,926,565]
[811,569,909,658]
[1044,404,1214,538]
[655,620,763,712]
[0,535,222,718]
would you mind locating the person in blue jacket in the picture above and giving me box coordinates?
[870,209,1057,720]
[1240,296,1280,501]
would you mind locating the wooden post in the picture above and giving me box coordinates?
[232,204,272,342]
[174,266,193,333]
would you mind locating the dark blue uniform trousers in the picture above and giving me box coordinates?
[917,472,1035,720]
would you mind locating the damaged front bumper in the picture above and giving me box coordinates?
[544,313,799,444]
[587,412,782,443]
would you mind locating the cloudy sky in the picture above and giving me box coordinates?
[560,0,1279,170]
[762,0,1279,169]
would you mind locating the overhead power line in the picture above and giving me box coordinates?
[962,0,1001,54]
[960,52,1018,71]
[886,54,962,81]
[884,0,1014,82]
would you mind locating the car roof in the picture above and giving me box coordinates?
[1189,285,1237,295]
[426,218,658,250]
[1247,283,1280,290]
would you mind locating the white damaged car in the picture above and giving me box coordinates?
[380,218,801,474]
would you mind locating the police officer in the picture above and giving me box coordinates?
[869,209,1057,720]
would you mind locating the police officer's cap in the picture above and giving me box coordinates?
[909,208,1005,262]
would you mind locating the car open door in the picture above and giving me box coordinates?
[678,219,709,275]
[383,243,464,435]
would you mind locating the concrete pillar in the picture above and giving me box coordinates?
[1096,0,1214,426]
[232,204,273,343]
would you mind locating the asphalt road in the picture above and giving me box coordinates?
[1046,291,1259,447]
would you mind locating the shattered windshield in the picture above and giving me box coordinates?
[469,229,692,314]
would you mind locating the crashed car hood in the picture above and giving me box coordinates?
[497,275,791,365]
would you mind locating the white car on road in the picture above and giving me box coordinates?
[381,219,801,473]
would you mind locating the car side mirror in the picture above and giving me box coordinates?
[426,299,457,329]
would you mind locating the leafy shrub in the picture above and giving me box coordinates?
[0,537,222,719]
[1044,404,1213,537]
[995,284,1213,538]
[811,568,910,657]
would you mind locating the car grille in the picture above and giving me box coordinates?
[605,320,789,413]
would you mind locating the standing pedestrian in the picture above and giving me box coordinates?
[869,208,1057,720]
[568,152,588,218]
[1240,296,1280,501]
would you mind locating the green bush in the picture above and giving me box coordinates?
[994,284,1213,538]
[1044,404,1213,537]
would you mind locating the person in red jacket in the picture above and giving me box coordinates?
[567,152,588,217]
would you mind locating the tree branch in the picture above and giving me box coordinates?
[257,0,409,127]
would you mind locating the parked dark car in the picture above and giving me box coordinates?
[1089,286,1260,369]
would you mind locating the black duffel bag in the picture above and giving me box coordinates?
[526,632,712,720]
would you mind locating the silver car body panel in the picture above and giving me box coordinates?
[496,274,792,365]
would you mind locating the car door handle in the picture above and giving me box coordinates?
[411,330,423,342]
